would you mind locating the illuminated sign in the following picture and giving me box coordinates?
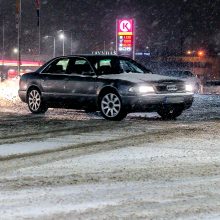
[116,19,135,58]
[92,51,117,55]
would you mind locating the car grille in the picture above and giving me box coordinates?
[154,80,185,93]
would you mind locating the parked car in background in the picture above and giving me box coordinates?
[159,70,201,93]
[19,55,194,120]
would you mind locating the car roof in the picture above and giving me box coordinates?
[53,54,130,60]
[37,55,135,73]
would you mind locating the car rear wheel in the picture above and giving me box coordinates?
[157,106,184,120]
[28,89,48,114]
[100,92,127,121]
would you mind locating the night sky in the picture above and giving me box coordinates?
[0,0,220,58]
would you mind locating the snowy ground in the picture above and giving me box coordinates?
[0,94,220,219]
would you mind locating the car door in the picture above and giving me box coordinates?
[40,58,70,103]
[64,57,97,108]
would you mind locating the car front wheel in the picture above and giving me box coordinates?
[27,89,48,114]
[157,106,184,120]
[100,92,127,121]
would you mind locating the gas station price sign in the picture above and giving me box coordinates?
[116,19,135,58]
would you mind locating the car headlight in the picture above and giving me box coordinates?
[129,85,155,93]
[185,84,194,92]
[139,85,155,93]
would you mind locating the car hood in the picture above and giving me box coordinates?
[99,73,181,84]
[180,77,201,84]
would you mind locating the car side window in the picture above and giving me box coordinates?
[42,58,70,74]
[94,59,113,75]
[66,58,93,75]
[92,59,120,75]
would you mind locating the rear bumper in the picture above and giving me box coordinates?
[122,92,194,112]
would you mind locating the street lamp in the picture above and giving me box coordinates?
[59,32,65,56]
[198,50,205,57]
[44,35,56,57]
[13,48,18,54]
[58,29,75,55]
[186,50,192,55]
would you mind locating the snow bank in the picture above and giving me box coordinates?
[0,79,20,107]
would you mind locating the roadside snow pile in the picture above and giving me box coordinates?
[0,79,20,107]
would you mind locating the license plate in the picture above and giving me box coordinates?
[164,96,184,104]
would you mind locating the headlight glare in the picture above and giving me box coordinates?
[129,85,155,94]
[139,85,155,93]
[185,84,194,92]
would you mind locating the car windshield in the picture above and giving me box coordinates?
[119,58,150,74]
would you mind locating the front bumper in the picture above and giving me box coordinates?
[122,92,194,112]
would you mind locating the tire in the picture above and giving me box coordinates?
[100,92,127,121]
[27,88,48,114]
[157,106,184,120]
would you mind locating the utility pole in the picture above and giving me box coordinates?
[70,31,73,54]
[1,17,5,76]
[38,1,41,57]
[53,36,56,57]
[16,0,21,76]
[62,30,65,56]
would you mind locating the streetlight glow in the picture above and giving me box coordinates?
[59,33,65,40]
[198,50,205,57]
[186,50,192,55]
[13,48,18,54]
[58,31,65,56]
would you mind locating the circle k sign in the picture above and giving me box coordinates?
[118,19,133,32]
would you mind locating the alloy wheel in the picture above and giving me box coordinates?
[101,93,121,118]
[28,89,41,112]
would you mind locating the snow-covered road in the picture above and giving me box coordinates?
[0,95,219,219]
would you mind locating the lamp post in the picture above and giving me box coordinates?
[70,31,73,54]
[58,29,75,55]
[13,48,19,54]
[16,0,22,76]
[1,17,5,77]
[44,35,56,57]
[59,31,65,56]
